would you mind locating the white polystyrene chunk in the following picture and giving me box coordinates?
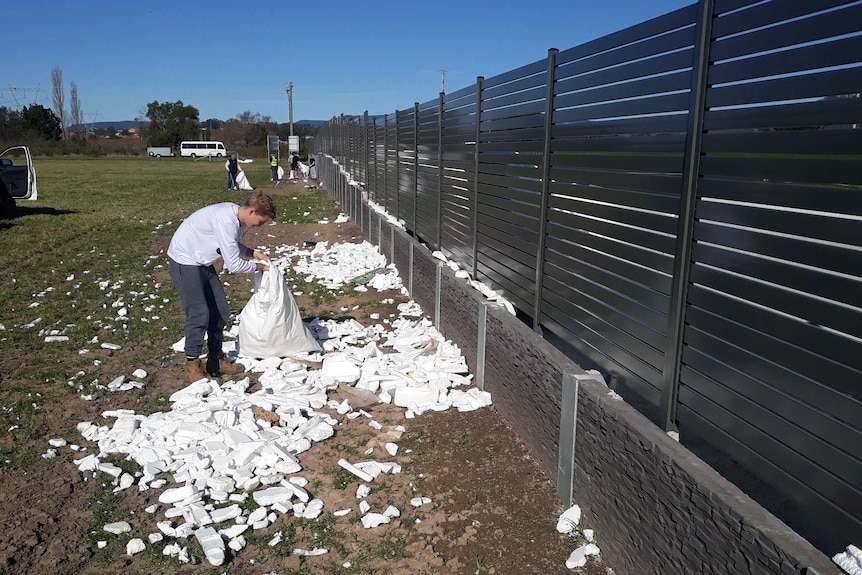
[195,526,226,566]
[557,504,581,534]
[126,538,146,555]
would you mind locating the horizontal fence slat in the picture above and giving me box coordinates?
[555,71,690,110]
[554,93,691,123]
[708,35,862,86]
[546,235,674,295]
[550,180,681,213]
[556,50,694,95]
[706,67,862,109]
[547,221,675,275]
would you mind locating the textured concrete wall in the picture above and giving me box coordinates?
[322,162,838,575]
[437,271,481,376]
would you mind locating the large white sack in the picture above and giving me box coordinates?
[236,169,254,191]
[277,165,285,180]
[299,162,309,175]
[237,264,321,358]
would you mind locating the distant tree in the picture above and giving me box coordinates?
[236,110,261,124]
[51,66,67,139]
[0,106,23,141]
[142,100,199,148]
[70,82,84,139]
[217,118,245,146]
[22,104,62,140]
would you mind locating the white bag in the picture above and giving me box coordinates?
[237,264,321,358]
[236,168,254,191]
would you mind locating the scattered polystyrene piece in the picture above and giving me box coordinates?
[148,532,163,543]
[383,505,400,518]
[557,505,581,534]
[303,499,324,519]
[565,543,600,569]
[48,437,67,447]
[195,526,226,566]
[334,508,352,517]
[294,547,329,556]
[356,484,371,499]
[132,368,148,379]
[410,497,432,507]
[103,521,132,534]
[833,545,862,575]
[228,535,247,552]
[338,458,374,483]
[101,342,122,350]
[126,538,146,555]
[361,512,391,528]
[385,442,398,456]
[359,500,370,514]
[210,504,241,524]
[158,485,197,504]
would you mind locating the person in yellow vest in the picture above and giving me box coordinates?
[270,153,279,182]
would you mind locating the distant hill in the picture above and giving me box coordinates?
[71,120,143,130]
[295,119,327,127]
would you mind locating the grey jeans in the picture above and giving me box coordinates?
[169,259,230,358]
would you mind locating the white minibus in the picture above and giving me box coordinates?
[179,141,227,158]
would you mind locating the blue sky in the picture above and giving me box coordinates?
[4,0,693,124]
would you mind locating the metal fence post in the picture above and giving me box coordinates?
[395,109,400,220]
[364,110,369,187]
[383,114,388,209]
[437,91,444,250]
[413,102,419,234]
[660,0,715,433]
[471,76,484,279]
[558,372,579,507]
[372,118,378,202]
[533,48,559,334]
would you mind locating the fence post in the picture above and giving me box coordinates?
[364,110,369,189]
[660,0,714,433]
[557,372,579,507]
[372,117,378,202]
[533,48,559,334]
[413,102,419,234]
[471,76,484,279]
[437,91,444,250]
[395,109,400,221]
[383,114,388,209]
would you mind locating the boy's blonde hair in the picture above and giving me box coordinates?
[245,192,276,219]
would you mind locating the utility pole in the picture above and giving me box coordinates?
[440,69,446,93]
[286,82,294,137]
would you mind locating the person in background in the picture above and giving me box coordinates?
[167,192,276,382]
[289,151,300,180]
[308,154,317,180]
[270,152,279,182]
[227,154,239,190]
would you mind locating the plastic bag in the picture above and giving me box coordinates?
[237,264,321,358]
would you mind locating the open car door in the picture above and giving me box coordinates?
[0,146,37,217]
[0,146,38,201]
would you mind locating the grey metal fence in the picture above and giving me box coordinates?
[314,0,862,546]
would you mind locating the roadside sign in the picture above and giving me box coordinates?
[288,136,300,153]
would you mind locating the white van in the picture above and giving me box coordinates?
[179,141,227,158]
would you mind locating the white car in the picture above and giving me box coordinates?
[0,146,38,217]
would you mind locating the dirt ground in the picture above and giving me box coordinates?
[0,179,606,575]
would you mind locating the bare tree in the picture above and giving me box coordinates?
[70,81,83,139]
[51,66,66,139]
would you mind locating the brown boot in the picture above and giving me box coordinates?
[185,358,207,383]
[206,351,243,378]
